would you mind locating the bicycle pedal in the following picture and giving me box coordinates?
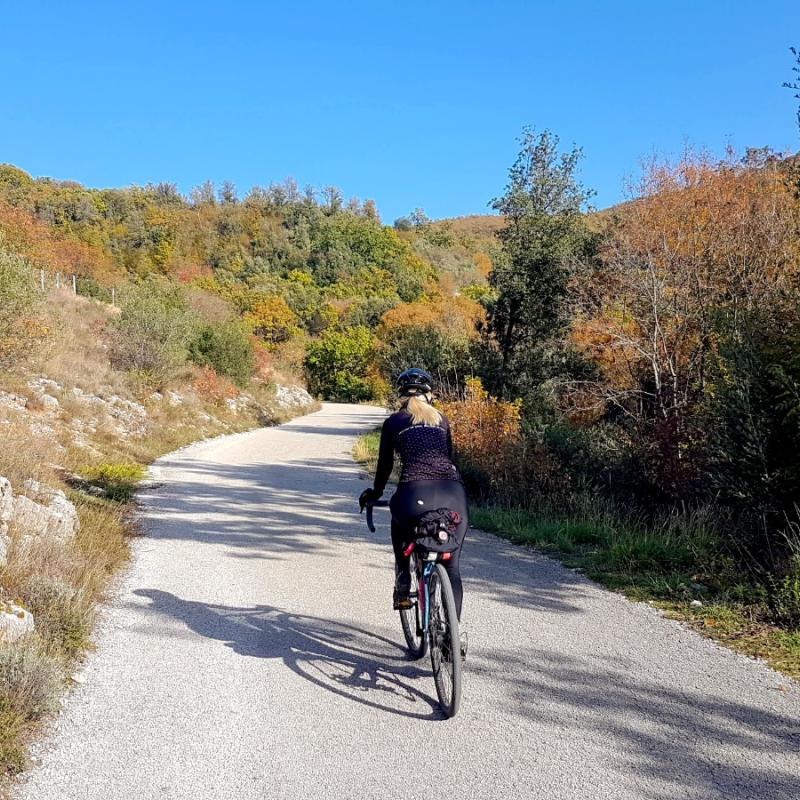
[393,590,414,610]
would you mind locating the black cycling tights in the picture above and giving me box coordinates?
[389,479,469,619]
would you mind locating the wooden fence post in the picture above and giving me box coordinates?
[72,275,77,294]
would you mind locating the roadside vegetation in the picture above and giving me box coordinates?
[347,55,800,678]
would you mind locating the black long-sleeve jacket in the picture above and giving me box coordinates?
[373,409,461,496]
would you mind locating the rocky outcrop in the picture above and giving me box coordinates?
[69,388,148,439]
[275,385,314,411]
[0,477,79,566]
[13,480,80,546]
[0,390,28,412]
[0,601,34,644]
[0,476,12,566]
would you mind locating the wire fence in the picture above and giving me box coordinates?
[38,270,119,306]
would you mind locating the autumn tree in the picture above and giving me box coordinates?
[569,152,799,495]
[375,297,485,396]
[244,296,300,346]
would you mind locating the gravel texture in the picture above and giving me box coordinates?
[17,403,800,799]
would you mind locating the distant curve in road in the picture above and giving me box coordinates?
[18,403,800,800]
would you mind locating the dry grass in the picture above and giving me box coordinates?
[34,293,125,397]
[0,414,62,489]
[0,638,63,774]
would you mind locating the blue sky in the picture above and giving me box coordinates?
[1,1,798,222]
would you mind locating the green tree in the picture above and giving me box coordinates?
[110,282,194,388]
[0,246,45,366]
[305,327,375,401]
[489,128,593,394]
[188,321,255,387]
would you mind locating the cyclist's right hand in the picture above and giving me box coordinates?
[359,487,381,512]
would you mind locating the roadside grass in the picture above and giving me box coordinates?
[0,397,293,782]
[0,638,63,775]
[353,430,800,680]
[352,428,381,474]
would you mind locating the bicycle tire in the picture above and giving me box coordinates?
[428,563,462,717]
[399,557,427,659]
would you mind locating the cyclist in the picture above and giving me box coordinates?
[359,368,469,627]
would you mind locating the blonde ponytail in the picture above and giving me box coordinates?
[403,393,442,426]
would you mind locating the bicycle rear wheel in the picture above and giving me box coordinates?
[399,557,426,659]
[428,563,462,717]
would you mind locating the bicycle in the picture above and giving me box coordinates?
[365,500,462,718]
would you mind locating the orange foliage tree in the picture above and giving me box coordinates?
[375,297,485,396]
[0,201,117,283]
[568,151,800,492]
[441,378,566,504]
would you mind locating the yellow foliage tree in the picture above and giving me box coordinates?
[244,296,299,345]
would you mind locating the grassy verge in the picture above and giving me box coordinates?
[352,428,381,474]
[353,430,800,680]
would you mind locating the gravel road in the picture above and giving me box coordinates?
[18,403,800,799]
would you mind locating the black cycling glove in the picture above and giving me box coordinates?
[359,487,381,512]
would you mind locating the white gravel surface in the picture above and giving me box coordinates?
[17,403,800,799]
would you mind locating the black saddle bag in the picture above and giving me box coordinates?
[413,508,462,553]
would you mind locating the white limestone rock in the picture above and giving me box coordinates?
[0,477,13,566]
[0,476,13,529]
[28,377,61,394]
[0,391,28,411]
[275,384,313,410]
[40,394,60,411]
[0,602,35,644]
[12,481,79,545]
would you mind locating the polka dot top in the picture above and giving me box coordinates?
[373,409,461,495]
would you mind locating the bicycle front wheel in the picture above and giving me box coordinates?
[428,563,462,717]
[400,558,427,659]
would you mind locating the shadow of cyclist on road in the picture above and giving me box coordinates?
[133,588,445,720]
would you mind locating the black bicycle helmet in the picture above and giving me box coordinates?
[396,368,433,396]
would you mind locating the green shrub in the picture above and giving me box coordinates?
[305,326,375,401]
[771,568,800,630]
[188,321,255,387]
[0,246,46,366]
[81,462,145,502]
[0,637,63,773]
[705,312,800,573]
[76,275,112,302]
[109,282,194,388]
[20,576,93,659]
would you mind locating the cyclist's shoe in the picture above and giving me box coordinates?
[393,572,413,610]
[459,630,469,661]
